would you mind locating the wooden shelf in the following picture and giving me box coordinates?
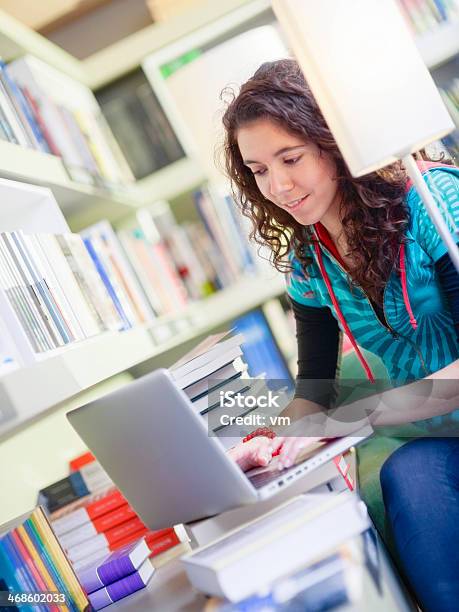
[417,20,459,69]
[0,273,285,438]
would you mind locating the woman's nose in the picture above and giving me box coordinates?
[269,169,294,198]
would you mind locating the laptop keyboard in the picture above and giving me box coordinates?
[247,459,304,490]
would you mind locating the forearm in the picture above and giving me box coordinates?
[368,358,459,427]
[276,359,459,435]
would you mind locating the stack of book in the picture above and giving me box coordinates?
[39,454,190,575]
[74,538,155,610]
[182,492,370,604]
[397,0,459,35]
[169,331,274,446]
[0,506,90,611]
[4,56,133,188]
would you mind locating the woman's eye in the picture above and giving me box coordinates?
[284,156,301,165]
[253,168,267,176]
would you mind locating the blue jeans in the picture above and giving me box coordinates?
[380,438,459,612]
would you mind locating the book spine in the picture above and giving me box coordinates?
[11,529,62,612]
[82,237,132,329]
[0,538,35,612]
[78,544,142,593]
[10,232,72,345]
[59,504,135,550]
[147,531,181,557]
[23,520,75,612]
[3,533,48,612]
[0,238,50,353]
[1,233,60,349]
[49,486,120,522]
[30,508,90,612]
[89,562,153,610]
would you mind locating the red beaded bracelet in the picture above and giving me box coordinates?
[242,427,282,456]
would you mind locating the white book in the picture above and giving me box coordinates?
[0,247,42,355]
[23,232,85,342]
[81,232,137,328]
[36,234,101,338]
[1,233,58,349]
[191,374,251,415]
[58,234,123,332]
[171,347,243,390]
[6,232,67,347]
[117,230,164,316]
[182,492,369,602]
[171,332,245,378]
[182,360,246,401]
[81,221,155,324]
[0,237,52,352]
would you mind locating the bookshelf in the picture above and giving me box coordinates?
[0,273,285,439]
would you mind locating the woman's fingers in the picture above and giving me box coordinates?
[277,436,322,469]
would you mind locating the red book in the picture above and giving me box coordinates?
[104,517,146,546]
[52,489,127,536]
[147,531,181,557]
[58,503,138,550]
[69,451,96,471]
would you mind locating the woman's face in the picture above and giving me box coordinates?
[237,119,340,227]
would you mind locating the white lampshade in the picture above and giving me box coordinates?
[271,0,455,177]
[163,25,289,183]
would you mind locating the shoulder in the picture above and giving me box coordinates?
[285,247,323,307]
[406,165,459,214]
[405,165,459,261]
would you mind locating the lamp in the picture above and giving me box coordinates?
[272,0,459,271]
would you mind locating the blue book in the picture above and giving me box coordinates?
[83,237,131,330]
[0,538,33,612]
[0,61,51,153]
[0,537,36,612]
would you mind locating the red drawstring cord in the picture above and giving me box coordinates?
[399,243,418,330]
[313,241,376,383]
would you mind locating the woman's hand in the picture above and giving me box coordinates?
[227,436,285,472]
[275,436,324,469]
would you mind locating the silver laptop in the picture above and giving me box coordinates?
[67,369,372,529]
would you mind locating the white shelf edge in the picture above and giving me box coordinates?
[416,20,459,69]
[0,273,285,438]
[0,9,86,82]
[134,157,206,205]
[0,140,140,227]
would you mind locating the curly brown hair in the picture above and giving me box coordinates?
[221,58,442,303]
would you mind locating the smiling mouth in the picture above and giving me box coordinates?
[283,195,309,210]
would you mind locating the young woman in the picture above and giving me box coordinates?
[222,58,459,611]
